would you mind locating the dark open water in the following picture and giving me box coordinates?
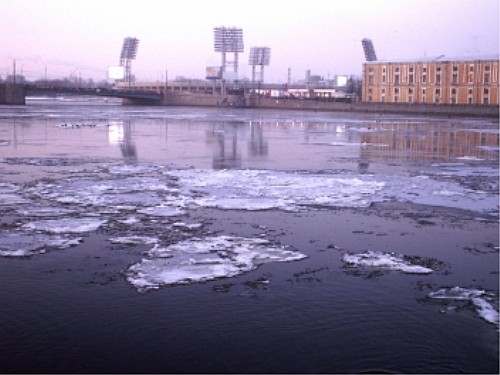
[0,98,498,374]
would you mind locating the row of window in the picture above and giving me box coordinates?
[367,64,495,85]
[367,87,492,104]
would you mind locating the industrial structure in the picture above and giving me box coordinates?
[362,38,377,62]
[213,26,244,80]
[119,37,139,86]
[362,56,499,105]
[249,47,271,83]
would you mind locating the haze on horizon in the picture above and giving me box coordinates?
[0,0,498,84]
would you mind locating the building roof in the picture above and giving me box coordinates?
[365,54,499,64]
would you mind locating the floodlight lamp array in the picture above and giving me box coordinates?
[213,27,244,53]
[249,47,271,66]
[120,37,140,60]
[361,38,377,62]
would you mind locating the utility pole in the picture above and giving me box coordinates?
[165,69,168,92]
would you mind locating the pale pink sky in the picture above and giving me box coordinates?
[1,0,498,83]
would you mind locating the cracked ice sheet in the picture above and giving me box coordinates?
[167,169,386,210]
[125,235,307,292]
[428,287,499,326]
[342,251,434,274]
[166,169,498,214]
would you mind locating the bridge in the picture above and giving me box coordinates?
[0,83,164,105]
[25,85,163,102]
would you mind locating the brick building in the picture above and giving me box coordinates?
[362,56,499,105]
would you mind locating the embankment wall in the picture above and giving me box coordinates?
[0,84,26,105]
[246,96,499,118]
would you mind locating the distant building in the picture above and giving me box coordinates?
[362,56,499,105]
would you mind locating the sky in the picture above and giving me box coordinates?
[0,0,498,84]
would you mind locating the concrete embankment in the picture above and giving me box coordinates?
[246,96,499,118]
[151,92,499,118]
[0,84,25,105]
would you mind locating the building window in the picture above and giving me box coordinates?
[484,73,490,83]
[435,88,441,103]
[408,88,413,94]
[381,88,385,94]
[408,96,413,103]
[368,74,374,84]
[394,88,400,95]
[382,74,386,83]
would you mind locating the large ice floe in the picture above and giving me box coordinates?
[428,287,499,326]
[125,236,307,292]
[342,251,434,274]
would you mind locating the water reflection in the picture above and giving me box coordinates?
[248,122,268,157]
[359,122,499,162]
[207,123,242,169]
[1,111,498,171]
[108,121,137,162]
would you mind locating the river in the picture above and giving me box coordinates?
[0,97,498,373]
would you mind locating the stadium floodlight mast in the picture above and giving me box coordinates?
[249,47,271,83]
[213,26,244,78]
[361,38,377,62]
[119,37,140,86]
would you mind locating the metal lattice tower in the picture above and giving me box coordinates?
[119,37,139,85]
[213,26,244,77]
[361,38,377,62]
[249,47,271,83]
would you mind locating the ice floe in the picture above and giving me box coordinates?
[0,233,81,257]
[342,251,434,274]
[109,236,159,245]
[428,287,499,326]
[137,206,185,217]
[22,218,108,234]
[125,236,307,291]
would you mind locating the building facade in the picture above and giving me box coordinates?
[362,57,499,105]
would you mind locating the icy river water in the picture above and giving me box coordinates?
[0,98,498,373]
